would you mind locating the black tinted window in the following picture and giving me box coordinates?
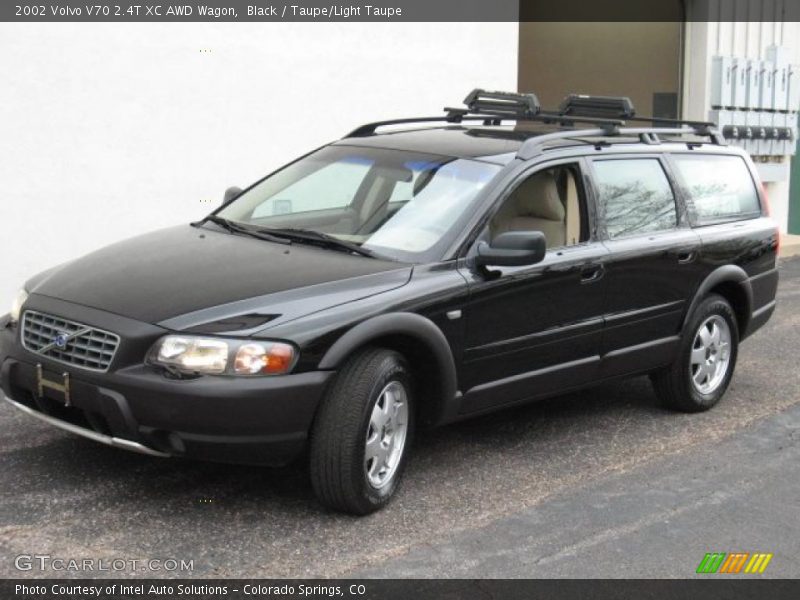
[593,159,677,238]
[672,154,761,223]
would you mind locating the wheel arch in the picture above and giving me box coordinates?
[318,313,458,427]
[684,265,752,337]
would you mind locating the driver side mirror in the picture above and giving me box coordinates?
[223,186,243,205]
[474,231,546,268]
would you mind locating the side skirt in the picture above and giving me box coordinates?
[456,336,680,418]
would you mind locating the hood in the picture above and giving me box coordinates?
[29,225,412,326]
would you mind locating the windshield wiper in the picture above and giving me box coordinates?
[261,228,380,259]
[202,216,291,245]
[198,218,380,258]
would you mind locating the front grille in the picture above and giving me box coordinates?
[21,310,120,372]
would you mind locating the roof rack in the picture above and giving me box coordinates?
[516,126,726,159]
[346,89,626,138]
[554,94,721,137]
[344,89,726,148]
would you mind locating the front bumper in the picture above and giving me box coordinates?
[4,394,170,457]
[0,312,333,466]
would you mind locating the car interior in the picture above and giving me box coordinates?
[244,159,587,255]
[490,166,585,249]
[248,164,423,242]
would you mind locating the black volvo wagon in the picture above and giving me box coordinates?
[1,91,779,514]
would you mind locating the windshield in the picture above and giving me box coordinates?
[215,145,502,262]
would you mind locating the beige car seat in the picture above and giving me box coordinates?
[492,171,566,247]
[564,170,581,246]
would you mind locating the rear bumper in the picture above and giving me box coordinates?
[1,324,333,466]
[744,267,779,340]
[744,299,776,339]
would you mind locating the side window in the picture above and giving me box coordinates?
[490,164,587,249]
[251,158,373,218]
[671,154,761,224]
[593,159,677,239]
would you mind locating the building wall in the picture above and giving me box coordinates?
[0,22,518,308]
[519,22,682,118]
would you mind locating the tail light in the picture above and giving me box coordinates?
[760,183,780,257]
[760,182,771,216]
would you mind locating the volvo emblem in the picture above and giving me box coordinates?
[53,332,69,349]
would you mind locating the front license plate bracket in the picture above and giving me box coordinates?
[36,363,71,407]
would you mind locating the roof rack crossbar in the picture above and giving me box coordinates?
[536,111,623,132]
[348,112,628,139]
[346,111,625,138]
[625,115,716,128]
[449,108,626,131]
[517,126,726,159]
[347,114,485,138]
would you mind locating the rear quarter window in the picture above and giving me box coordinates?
[671,154,761,224]
[592,158,678,239]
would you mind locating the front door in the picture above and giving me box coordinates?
[458,160,609,414]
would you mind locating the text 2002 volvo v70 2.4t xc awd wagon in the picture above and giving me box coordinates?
[1,91,779,514]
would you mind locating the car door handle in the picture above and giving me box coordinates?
[580,264,605,284]
[677,250,697,264]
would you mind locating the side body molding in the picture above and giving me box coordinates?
[318,313,458,423]
[682,264,753,334]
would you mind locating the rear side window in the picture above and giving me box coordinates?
[593,159,678,239]
[672,154,761,224]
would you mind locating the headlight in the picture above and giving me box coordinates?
[153,336,229,374]
[10,289,28,323]
[148,335,296,376]
[233,342,295,375]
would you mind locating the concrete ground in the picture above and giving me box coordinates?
[781,233,800,258]
[0,259,798,579]
[355,398,800,578]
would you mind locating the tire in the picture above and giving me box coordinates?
[651,294,739,413]
[309,347,414,515]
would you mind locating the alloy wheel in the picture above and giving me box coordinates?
[364,380,409,489]
[689,315,732,395]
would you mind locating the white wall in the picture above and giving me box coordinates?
[0,22,518,308]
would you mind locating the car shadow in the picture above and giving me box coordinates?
[3,374,663,514]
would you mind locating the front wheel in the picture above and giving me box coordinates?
[651,294,739,412]
[309,348,413,515]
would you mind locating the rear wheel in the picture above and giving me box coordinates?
[651,294,739,412]
[309,348,413,515]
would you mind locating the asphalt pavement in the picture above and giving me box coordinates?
[1,258,798,579]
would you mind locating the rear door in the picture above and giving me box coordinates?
[588,155,703,377]
[669,152,779,328]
